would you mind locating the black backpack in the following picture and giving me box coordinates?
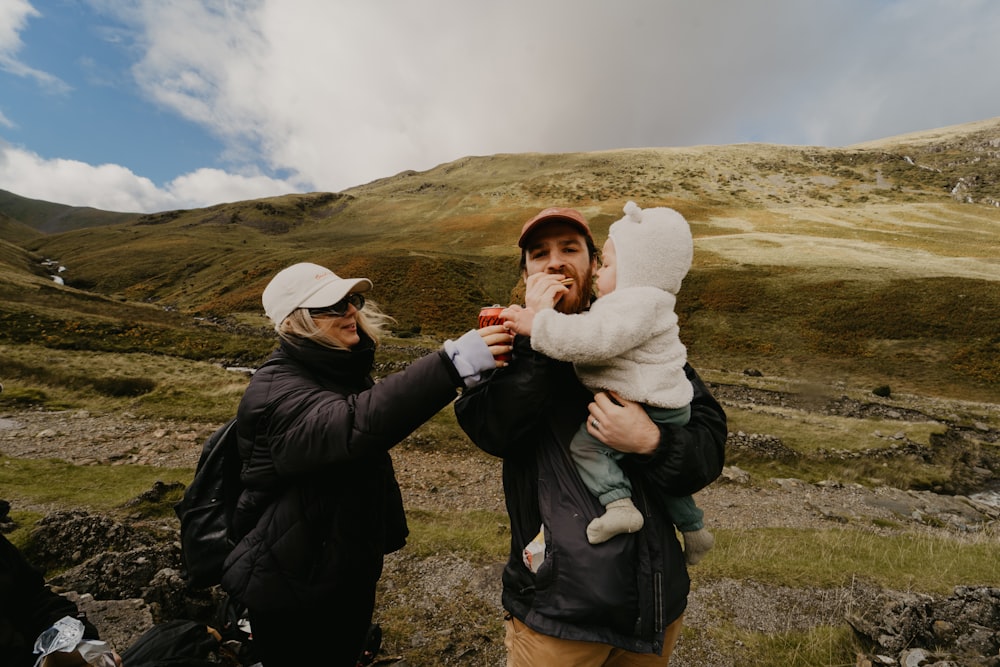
[119,619,225,667]
[175,360,285,589]
[174,416,244,589]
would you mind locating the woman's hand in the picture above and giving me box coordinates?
[477,324,513,367]
[586,391,660,455]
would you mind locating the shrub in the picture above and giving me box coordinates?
[90,376,157,397]
[0,386,47,406]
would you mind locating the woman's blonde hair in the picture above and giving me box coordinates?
[277,299,396,350]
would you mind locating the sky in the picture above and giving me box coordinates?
[1,0,999,215]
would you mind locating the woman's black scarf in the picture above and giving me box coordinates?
[276,331,376,387]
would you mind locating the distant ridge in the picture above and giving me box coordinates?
[848,116,1000,149]
[0,189,140,234]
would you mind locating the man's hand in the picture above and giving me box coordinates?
[586,391,660,455]
[523,273,571,312]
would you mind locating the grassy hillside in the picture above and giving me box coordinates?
[1,119,998,407]
[0,211,43,245]
[0,189,139,233]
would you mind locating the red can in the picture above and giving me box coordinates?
[479,305,512,363]
[478,305,506,328]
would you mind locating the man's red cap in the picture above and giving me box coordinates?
[518,207,593,248]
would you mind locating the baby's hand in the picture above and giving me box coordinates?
[500,305,536,336]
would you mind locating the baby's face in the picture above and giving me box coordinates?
[596,238,617,297]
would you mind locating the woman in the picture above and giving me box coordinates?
[220,262,508,666]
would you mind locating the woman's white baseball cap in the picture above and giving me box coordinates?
[262,262,372,328]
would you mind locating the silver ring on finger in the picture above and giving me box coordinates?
[590,418,600,429]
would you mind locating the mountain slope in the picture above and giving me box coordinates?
[0,189,139,233]
[1,118,998,400]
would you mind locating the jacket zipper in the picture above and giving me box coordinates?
[653,571,663,635]
[635,481,665,637]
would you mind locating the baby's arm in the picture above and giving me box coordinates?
[499,304,536,336]
[532,287,673,363]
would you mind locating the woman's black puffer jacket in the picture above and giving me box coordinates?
[221,334,465,611]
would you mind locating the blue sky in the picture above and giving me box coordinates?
[3,2,220,183]
[2,0,999,214]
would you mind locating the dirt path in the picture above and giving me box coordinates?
[3,406,993,534]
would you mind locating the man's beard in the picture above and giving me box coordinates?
[554,265,594,315]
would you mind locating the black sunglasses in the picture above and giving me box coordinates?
[309,293,365,317]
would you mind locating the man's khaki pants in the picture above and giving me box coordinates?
[503,615,683,666]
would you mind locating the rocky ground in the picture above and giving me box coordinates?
[1,385,998,666]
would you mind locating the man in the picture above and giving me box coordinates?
[455,207,727,665]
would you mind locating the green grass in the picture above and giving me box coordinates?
[697,527,999,595]
[0,304,275,364]
[727,405,947,455]
[721,404,960,490]
[725,457,956,495]
[403,509,510,561]
[708,624,861,667]
[0,343,256,421]
[0,455,191,512]
[680,270,1000,398]
[2,509,46,550]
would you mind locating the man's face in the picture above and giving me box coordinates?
[521,221,598,314]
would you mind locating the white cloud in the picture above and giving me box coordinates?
[0,144,297,212]
[98,0,1000,195]
[0,0,38,56]
[0,0,69,93]
[167,168,299,207]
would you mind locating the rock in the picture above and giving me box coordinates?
[64,592,154,656]
[50,545,182,600]
[771,477,807,490]
[932,619,957,643]
[720,466,751,485]
[24,510,160,570]
[142,567,221,625]
[726,431,798,460]
[898,648,930,666]
[808,502,854,523]
[861,488,992,532]
[849,586,1000,664]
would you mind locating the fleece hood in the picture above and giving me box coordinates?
[608,201,692,294]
